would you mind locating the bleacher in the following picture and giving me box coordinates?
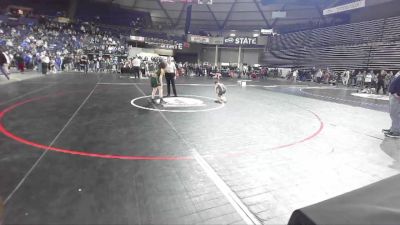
[263,15,400,71]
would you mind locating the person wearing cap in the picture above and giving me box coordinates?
[383,74,400,138]
[165,57,178,97]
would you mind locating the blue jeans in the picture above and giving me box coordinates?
[390,94,400,134]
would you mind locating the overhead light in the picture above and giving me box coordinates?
[253,33,259,37]
[229,33,236,37]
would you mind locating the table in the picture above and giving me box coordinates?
[288,174,400,225]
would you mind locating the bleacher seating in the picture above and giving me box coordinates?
[263,16,400,71]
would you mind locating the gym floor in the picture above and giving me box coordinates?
[0,73,399,224]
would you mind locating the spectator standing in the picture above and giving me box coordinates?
[80,54,88,74]
[356,71,364,88]
[140,60,146,78]
[342,69,350,86]
[15,53,24,73]
[0,49,10,80]
[292,69,299,82]
[376,70,387,95]
[386,71,394,88]
[383,75,400,138]
[42,53,50,75]
[315,69,323,83]
[55,54,63,72]
[364,71,373,91]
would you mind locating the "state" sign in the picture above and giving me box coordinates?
[224,37,257,45]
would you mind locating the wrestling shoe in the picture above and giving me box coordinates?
[382,129,391,134]
[385,132,400,138]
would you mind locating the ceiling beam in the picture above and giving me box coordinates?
[206,4,222,29]
[131,0,138,8]
[270,3,287,28]
[156,0,175,26]
[315,3,327,25]
[253,0,271,28]
[326,0,344,8]
[221,0,237,30]
[174,3,187,28]
[315,0,342,27]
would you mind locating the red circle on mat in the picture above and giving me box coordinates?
[0,93,324,161]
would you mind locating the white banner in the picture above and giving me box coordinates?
[323,0,365,16]
[147,42,183,50]
[209,37,224,45]
[188,35,210,44]
[130,36,145,42]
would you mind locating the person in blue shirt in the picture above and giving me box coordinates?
[24,53,31,68]
[55,55,62,72]
[383,73,400,138]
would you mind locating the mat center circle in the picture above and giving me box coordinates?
[130,95,225,113]
[162,97,206,108]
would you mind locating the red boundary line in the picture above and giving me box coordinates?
[0,93,324,161]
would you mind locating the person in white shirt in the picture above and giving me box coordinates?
[165,57,178,97]
[0,49,10,80]
[292,69,299,82]
[363,71,373,93]
[132,57,141,78]
[342,69,350,86]
[42,53,50,75]
[315,69,323,83]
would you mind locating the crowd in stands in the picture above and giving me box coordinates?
[1,14,399,98]
[285,68,400,95]
[0,17,127,74]
[0,15,194,77]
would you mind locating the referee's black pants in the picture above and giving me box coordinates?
[376,81,386,94]
[132,67,140,78]
[165,72,177,96]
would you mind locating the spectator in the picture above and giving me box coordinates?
[41,53,50,75]
[384,75,400,138]
[315,69,323,83]
[376,70,387,95]
[15,53,24,73]
[342,69,350,86]
[0,48,10,80]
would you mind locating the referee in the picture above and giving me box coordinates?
[384,74,400,138]
[165,57,178,97]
